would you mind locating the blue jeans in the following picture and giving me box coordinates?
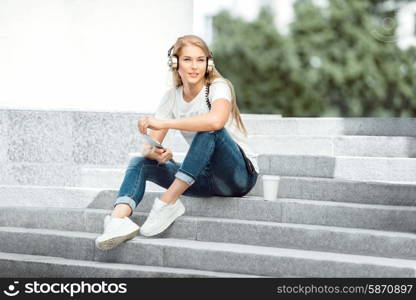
[115,128,258,212]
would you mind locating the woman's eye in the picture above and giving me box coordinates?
[183,58,205,62]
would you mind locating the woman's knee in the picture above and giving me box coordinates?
[194,128,225,139]
[194,131,214,139]
[126,156,152,170]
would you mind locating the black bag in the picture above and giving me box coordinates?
[205,84,257,175]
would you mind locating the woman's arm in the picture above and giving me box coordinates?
[167,99,231,131]
[150,128,169,143]
[139,99,232,134]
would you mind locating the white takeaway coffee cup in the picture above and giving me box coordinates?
[262,175,280,201]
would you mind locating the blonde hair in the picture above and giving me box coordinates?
[169,34,248,136]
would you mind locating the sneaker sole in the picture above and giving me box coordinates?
[95,228,140,251]
[140,205,185,237]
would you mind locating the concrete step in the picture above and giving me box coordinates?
[3,153,415,188]
[251,176,416,205]
[0,227,415,277]
[242,117,416,137]
[1,207,416,261]
[2,186,415,233]
[91,192,416,233]
[125,153,416,183]
[248,135,416,157]
[260,155,416,182]
[0,252,260,278]
[0,185,103,208]
[77,167,416,205]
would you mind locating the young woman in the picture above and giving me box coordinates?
[95,35,259,250]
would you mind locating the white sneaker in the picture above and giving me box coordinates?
[140,197,185,237]
[95,215,140,250]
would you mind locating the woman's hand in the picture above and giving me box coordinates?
[154,147,173,163]
[142,144,173,163]
[138,117,166,134]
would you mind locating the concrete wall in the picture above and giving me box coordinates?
[0,0,193,113]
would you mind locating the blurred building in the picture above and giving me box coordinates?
[0,0,193,113]
[397,1,416,49]
[193,0,295,44]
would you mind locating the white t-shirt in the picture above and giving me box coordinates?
[154,77,259,173]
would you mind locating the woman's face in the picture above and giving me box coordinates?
[177,45,207,87]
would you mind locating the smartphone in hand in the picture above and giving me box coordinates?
[141,134,164,149]
[140,134,177,164]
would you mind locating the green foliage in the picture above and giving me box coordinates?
[211,0,416,117]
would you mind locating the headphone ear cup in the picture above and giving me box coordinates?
[207,57,214,73]
[168,55,178,70]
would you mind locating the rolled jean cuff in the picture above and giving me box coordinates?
[175,169,195,186]
[114,196,137,215]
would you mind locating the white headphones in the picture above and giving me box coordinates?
[167,45,215,74]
